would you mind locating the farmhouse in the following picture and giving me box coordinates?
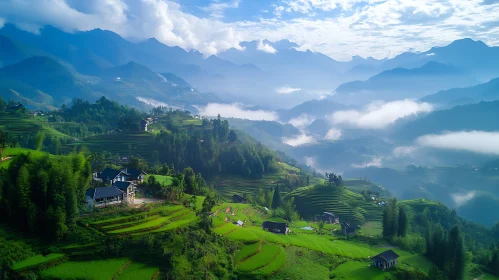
[93,168,127,184]
[112,181,136,203]
[262,221,289,234]
[340,221,360,235]
[316,212,339,224]
[85,186,125,208]
[121,168,147,183]
[232,194,247,203]
[372,250,399,270]
[140,120,148,131]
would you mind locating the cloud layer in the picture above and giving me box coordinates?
[2,0,499,62]
[330,99,433,129]
[0,0,243,56]
[416,131,499,155]
[288,114,316,129]
[282,133,316,146]
[324,128,342,140]
[276,86,302,94]
[197,103,278,121]
[257,40,278,53]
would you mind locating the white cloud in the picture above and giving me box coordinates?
[351,157,382,168]
[201,0,239,19]
[324,128,342,140]
[276,86,302,94]
[257,39,278,53]
[197,103,278,121]
[0,0,243,56]
[393,145,418,157]
[137,96,169,107]
[282,133,316,146]
[451,191,476,207]
[288,114,315,129]
[329,99,433,129]
[416,131,499,155]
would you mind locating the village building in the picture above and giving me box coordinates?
[85,186,125,209]
[340,221,360,235]
[113,181,136,203]
[316,212,339,224]
[140,120,148,131]
[262,221,289,234]
[372,250,399,270]
[93,168,127,184]
[232,194,247,204]
[121,168,147,183]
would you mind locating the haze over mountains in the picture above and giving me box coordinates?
[2,23,499,226]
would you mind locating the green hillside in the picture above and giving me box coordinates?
[288,183,383,223]
[0,113,69,139]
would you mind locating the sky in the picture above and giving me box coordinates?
[1,0,499,61]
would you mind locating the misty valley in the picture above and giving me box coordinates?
[1,2,499,280]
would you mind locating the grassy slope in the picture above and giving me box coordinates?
[0,113,69,139]
[145,174,173,186]
[40,258,130,280]
[288,184,383,223]
[0,147,49,169]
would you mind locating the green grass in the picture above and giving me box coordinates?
[273,246,336,280]
[11,253,65,271]
[117,262,158,280]
[288,184,383,223]
[101,215,161,230]
[235,242,261,263]
[68,131,156,160]
[108,216,170,234]
[398,254,433,273]
[1,147,49,169]
[90,205,183,225]
[332,261,389,280]
[145,174,173,186]
[237,244,281,272]
[0,113,70,139]
[40,258,129,280]
[359,221,382,237]
[148,215,198,233]
[253,246,286,274]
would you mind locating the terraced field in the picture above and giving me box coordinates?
[68,131,156,159]
[288,185,383,223]
[11,253,65,271]
[236,243,285,274]
[0,147,49,169]
[212,173,287,198]
[0,114,69,139]
[40,258,159,280]
[90,204,198,235]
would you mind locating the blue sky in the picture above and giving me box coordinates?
[1,0,499,61]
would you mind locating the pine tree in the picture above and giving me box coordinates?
[397,207,408,237]
[448,225,464,280]
[490,250,499,276]
[271,185,282,209]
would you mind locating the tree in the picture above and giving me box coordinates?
[448,226,465,280]
[228,130,237,143]
[35,131,45,151]
[428,266,447,280]
[0,129,8,157]
[398,207,408,237]
[271,185,282,209]
[490,250,499,276]
[198,194,215,232]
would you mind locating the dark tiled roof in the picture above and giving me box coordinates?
[121,168,146,179]
[262,221,288,231]
[113,181,133,191]
[87,186,124,200]
[85,188,95,198]
[374,250,399,261]
[98,168,123,180]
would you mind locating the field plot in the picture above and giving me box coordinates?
[237,244,283,272]
[0,114,68,139]
[145,174,173,186]
[90,204,198,235]
[40,258,129,280]
[331,261,387,280]
[11,253,65,271]
[235,242,261,263]
[289,185,383,223]
[69,131,156,159]
[117,262,159,280]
